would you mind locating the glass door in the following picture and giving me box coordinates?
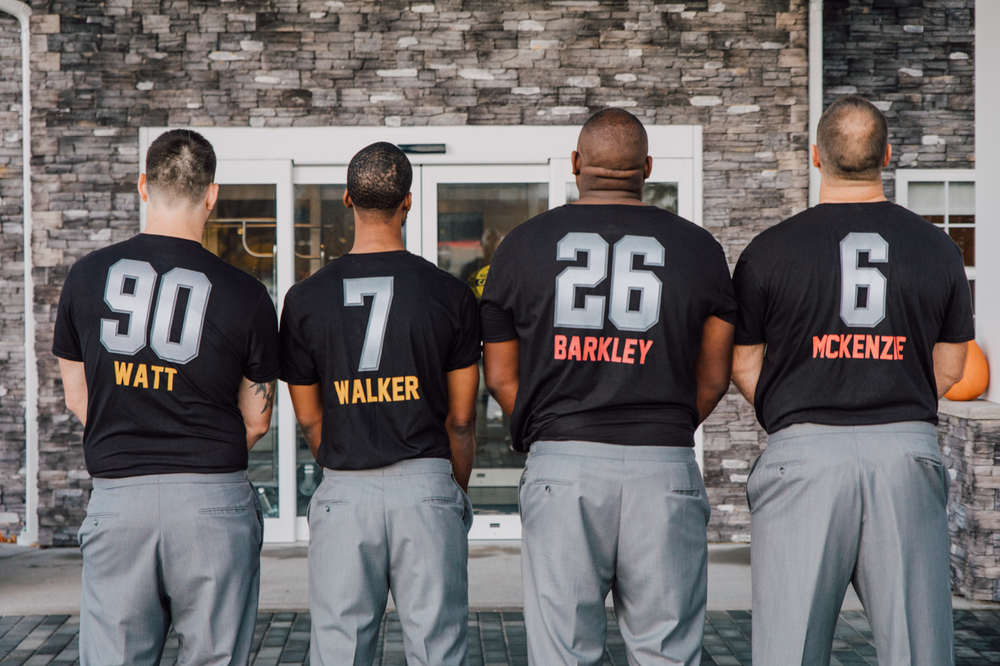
[202,160,297,543]
[421,165,550,539]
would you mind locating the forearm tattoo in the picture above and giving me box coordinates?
[253,380,276,414]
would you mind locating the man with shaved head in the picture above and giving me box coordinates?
[732,94,972,665]
[481,109,736,665]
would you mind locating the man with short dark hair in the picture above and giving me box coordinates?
[280,142,480,666]
[54,128,278,665]
[732,94,973,666]
[481,109,736,665]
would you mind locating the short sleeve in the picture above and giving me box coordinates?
[243,290,280,383]
[706,240,737,325]
[937,243,975,344]
[446,286,482,371]
[733,250,767,345]
[279,288,321,385]
[52,270,84,362]
[479,244,518,343]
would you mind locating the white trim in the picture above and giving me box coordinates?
[808,0,823,208]
[1,0,37,546]
[976,0,1000,402]
[692,125,704,227]
[894,169,976,190]
[141,125,698,167]
[468,514,522,540]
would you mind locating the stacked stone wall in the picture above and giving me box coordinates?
[0,16,26,540]
[2,0,974,545]
[19,0,813,545]
[824,0,975,201]
[938,411,1000,601]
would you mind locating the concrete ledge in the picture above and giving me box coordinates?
[939,398,1000,420]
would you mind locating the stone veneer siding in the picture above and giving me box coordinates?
[0,0,975,545]
[938,402,1000,602]
[0,16,27,540]
[823,0,975,201]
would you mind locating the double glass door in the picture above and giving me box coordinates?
[202,158,691,542]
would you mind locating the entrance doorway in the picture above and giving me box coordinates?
[140,125,703,542]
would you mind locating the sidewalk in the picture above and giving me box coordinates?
[2,542,998,665]
[2,542,832,614]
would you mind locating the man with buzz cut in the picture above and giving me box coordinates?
[280,142,480,666]
[53,129,278,665]
[480,108,737,666]
[732,94,973,666]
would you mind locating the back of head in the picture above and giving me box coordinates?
[816,94,889,182]
[576,109,649,193]
[145,129,216,208]
[347,142,413,216]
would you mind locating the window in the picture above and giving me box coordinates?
[896,170,976,301]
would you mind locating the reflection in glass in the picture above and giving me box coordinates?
[949,227,975,267]
[565,182,679,213]
[293,185,354,282]
[203,184,280,517]
[436,182,549,514]
[291,184,360,514]
[437,183,548,282]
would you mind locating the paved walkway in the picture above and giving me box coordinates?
[3,609,1000,665]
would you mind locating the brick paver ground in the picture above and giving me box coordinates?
[1,609,999,665]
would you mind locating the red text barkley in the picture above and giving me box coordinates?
[554,335,654,365]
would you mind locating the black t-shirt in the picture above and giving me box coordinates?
[479,204,737,452]
[733,201,975,434]
[279,251,482,471]
[52,233,280,478]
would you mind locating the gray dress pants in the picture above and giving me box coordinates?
[78,471,263,666]
[749,422,954,666]
[520,440,710,666]
[308,458,474,666]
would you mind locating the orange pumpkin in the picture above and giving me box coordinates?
[945,340,990,401]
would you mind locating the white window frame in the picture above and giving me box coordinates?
[895,169,976,282]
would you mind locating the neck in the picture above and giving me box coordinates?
[350,212,406,254]
[143,208,207,243]
[817,176,888,205]
[573,188,647,206]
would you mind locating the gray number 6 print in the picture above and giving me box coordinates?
[344,276,394,372]
[839,232,888,328]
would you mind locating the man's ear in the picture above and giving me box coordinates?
[137,173,149,202]
[643,155,652,179]
[571,150,581,176]
[343,190,354,209]
[883,143,892,168]
[811,144,822,169]
[402,192,412,213]
[205,183,219,212]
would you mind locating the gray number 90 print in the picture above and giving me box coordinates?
[100,259,212,364]
[554,232,664,333]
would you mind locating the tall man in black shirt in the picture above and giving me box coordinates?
[480,109,736,666]
[732,95,973,666]
[280,143,480,666]
[53,129,279,665]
